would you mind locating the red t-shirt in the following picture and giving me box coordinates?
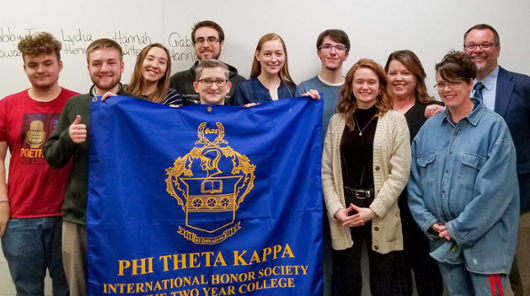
[0,88,79,218]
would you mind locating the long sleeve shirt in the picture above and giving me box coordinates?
[408,98,519,274]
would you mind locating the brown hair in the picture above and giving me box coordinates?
[18,32,62,62]
[337,59,393,131]
[435,50,476,84]
[316,29,350,52]
[464,24,500,46]
[195,59,230,81]
[85,38,123,62]
[192,20,225,43]
[384,50,434,104]
[250,33,296,90]
[125,43,171,104]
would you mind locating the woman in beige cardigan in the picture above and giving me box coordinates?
[322,58,411,296]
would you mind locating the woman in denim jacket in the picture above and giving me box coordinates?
[408,51,519,295]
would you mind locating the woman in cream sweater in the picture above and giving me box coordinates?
[322,58,411,296]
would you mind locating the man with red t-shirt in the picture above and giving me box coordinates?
[0,32,78,296]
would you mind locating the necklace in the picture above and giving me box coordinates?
[354,115,376,136]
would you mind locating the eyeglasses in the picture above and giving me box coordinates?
[319,44,348,53]
[434,81,461,90]
[464,43,497,51]
[195,37,220,45]
[198,79,228,87]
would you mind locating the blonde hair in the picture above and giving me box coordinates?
[250,33,295,89]
[85,38,123,62]
[195,59,229,80]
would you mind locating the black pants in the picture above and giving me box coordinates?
[390,199,444,296]
[331,221,394,296]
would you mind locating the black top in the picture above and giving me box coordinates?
[403,99,442,143]
[340,105,379,190]
[399,99,443,224]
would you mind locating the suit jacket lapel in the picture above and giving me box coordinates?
[495,67,515,118]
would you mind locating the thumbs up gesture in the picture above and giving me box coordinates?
[69,115,87,143]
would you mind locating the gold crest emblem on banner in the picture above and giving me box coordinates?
[165,122,255,245]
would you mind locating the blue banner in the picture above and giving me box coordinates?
[86,97,324,296]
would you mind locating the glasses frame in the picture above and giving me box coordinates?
[318,44,348,53]
[434,81,461,90]
[463,42,497,51]
[198,78,229,87]
[195,37,221,45]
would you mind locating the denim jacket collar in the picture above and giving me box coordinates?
[441,98,485,127]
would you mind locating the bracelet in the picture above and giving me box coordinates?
[0,199,9,202]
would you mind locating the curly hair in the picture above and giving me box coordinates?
[17,32,61,62]
[435,50,477,83]
[337,59,393,131]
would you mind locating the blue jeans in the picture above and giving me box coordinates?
[1,217,68,296]
[438,262,507,296]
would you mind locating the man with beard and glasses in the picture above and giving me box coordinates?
[170,20,245,105]
[295,29,350,138]
[43,38,145,296]
[0,32,77,296]
[463,23,530,296]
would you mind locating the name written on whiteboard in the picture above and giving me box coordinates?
[1,28,196,61]
[113,31,152,57]
[167,32,197,62]
[61,28,93,55]
[0,27,37,59]
[60,29,153,57]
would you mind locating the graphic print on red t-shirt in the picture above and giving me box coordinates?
[0,88,79,218]
[19,113,61,165]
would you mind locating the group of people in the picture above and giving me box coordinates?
[0,19,529,296]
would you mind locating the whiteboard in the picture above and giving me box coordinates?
[1,0,529,100]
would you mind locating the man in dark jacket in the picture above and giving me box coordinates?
[43,38,145,296]
[170,20,245,105]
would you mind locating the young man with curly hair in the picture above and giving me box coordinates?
[0,32,78,296]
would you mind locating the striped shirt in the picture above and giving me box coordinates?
[161,88,183,106]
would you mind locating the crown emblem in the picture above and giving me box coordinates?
[165,122,256,245]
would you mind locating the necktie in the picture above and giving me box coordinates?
[474,82,485,100]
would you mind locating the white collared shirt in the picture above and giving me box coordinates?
[472,66,499,111]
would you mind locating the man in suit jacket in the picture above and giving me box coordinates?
[464,23,530,296]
